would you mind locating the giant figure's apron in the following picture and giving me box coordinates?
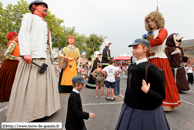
[61,52,77,85]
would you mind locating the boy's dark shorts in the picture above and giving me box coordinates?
[106,81,116,88]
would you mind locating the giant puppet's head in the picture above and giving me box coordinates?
[67,35,76,45]
[145,11,165,31]
[166,33,184,47]
[29,0,48,17]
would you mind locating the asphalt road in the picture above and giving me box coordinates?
[0,76,194,130]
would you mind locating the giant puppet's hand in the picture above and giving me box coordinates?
[171,48,181,55]
[23,55,32,64]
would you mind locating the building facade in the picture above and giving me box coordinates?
[180,39,194,65]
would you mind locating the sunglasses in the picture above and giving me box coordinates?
[176,39,182,43]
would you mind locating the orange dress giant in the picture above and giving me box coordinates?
[148,29,181,107]
[0,42,20,102]
[58,46,80,93]
[61,52,77,85]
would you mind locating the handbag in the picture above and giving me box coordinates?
[145,62,165,88]
[92,69,102,80]
[59,49,70,69]
[62,58,68,69]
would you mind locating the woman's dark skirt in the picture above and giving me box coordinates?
[115,103,170,130]
[58,69,73,93]
[86,75,96,88]
[0,59,19,102]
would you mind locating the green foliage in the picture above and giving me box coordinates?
[45,11,65,49]
[85,34,104,60]
[0,0,29,48]
[0,0,104,61]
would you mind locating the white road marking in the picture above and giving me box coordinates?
[119,94,124,99]
[0,105,8,113]
[63,125,66,130]
[180,100,194,106]
[83,102,123,106]
[189,90,194,93]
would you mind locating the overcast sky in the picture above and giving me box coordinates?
[2,0,194,57]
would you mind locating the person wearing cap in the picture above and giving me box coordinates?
[0,32,20,102]
[86,51,101,88]
[5,0,60,122]
[65,76,97,130]
[101,41,112,69]
[144,11,180,111]
[165,33,190,92]
[115,38,170,130]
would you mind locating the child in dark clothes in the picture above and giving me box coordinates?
[65,76,97,130]
[115,38,170,130]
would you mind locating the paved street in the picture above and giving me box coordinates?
[0,76,194,130]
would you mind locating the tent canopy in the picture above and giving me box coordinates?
[114,54,131,61]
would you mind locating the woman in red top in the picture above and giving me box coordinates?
[144,11,180,111]
[0,32,20,102]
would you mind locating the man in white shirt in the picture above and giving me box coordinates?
[6,0,60,122]
[101,60,121,101]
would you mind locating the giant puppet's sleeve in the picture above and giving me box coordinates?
[4,43,18,60]
[150,28,168,48]
[165,47,172,62]
[18,13,32,56]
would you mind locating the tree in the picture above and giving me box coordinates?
[85,34,104,60]
[45,11,65,49]
[0,0,104,61]
[0,0,65,49]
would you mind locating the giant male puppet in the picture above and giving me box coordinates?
[6,0,60,122]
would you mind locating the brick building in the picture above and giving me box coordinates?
[181,39,194,65]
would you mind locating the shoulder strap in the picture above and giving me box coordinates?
[145,62,150,82]
[97,69,102,76]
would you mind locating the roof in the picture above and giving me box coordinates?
[180,39,194,47]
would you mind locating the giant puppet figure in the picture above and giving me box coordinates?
[144,11,180,111]
[165,33,190,92]
[86,51,101,88]
[0,32,20,102]
[58,35,80,93]
[5,0,60,122]
[101,41,112,69]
